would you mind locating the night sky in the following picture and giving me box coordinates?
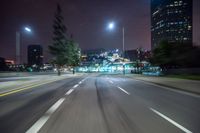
[0,0,199,63]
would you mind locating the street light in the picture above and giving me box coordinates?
[25,27,32,32]
[108,22,115,30]
[107,22,125,59]
[16,26,32,64]
[107,22,125,74]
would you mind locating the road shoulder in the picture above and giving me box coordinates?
[124,74,200,95]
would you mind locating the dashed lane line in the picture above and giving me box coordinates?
[26,77,89,133]
[107,79,130,95]
[65,89,74,95]
[150,108,193,133]
[26,98,66,133]
[117,86,130,95]
[73,84,79,89]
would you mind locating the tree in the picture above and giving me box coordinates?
[49,4,81,75]
[150,40,174,68]
[67,35,81,74]
[150,40,200,69]
[49,4,69,75]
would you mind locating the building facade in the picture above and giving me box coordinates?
[27,45,43,66]
[0,57,7,71]
[125,49,151,61]
[151,0,193,49]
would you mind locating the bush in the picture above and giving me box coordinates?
[150,41,200,68]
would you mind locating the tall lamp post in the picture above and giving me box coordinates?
[16,27,32,64]
[122,27,125,59]
[107,22,126,74]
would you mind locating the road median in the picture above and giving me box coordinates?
[0,75,73,97]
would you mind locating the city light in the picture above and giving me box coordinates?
[108,22,115,30]
[24,27,32,32]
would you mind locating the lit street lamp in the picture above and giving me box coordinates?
[16,27,32,64]
[25,27,32,32]
[108,22,115,30]
[107,22,125,74]
[107,22,125,60]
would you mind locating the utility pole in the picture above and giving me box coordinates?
[122,27,125,75]
[16,31,20,64]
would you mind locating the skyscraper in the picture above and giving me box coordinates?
[151,0,193,49]
[27,45,43,66]
[0,57,6,71]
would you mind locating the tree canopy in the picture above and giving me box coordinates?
[150,40,200,68]
[48,4,80,73]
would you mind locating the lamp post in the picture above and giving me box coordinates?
[107,22,125,59]
[107,22,126,74]
[122,27,125,60]
[16,27,32,64]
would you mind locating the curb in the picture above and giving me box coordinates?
[124,75,200,96]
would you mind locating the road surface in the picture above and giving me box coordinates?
[0,73,199,133]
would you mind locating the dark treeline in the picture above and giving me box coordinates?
[150,40,200,69]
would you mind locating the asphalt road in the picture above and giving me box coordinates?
[0,74,199,133]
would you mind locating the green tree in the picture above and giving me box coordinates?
[49,4,69,75]
[150,40,174,68]
[67,35,81,74]
[150,40,200,68]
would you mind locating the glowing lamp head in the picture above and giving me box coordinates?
[24,27,32,32]
[108,22,115,30]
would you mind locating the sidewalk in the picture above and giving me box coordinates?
[126,74,200,95]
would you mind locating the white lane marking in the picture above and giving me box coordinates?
[65,89,74,95]
[117,86,130,95]
[150,108,193,133]
[26,98,65,133]
[109,80,114,84]
[73,84,79,88]
[80,77,88,83]
[79,81,82,84]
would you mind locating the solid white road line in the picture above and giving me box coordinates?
[117,86,130,95]
[150,108,193,133]
[26,98,65,133]
[65,89,74,95]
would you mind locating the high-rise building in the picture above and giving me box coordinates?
[151,0,193,49]
[0,57,7,71]
[27,45,43,66]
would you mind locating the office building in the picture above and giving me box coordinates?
[151,0,193,48]
[27,45,43,66]
[0,57,7,71]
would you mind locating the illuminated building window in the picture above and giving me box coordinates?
[151,0,192,48]
[188,25,192,30]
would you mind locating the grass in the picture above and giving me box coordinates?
[165,74,200,80]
